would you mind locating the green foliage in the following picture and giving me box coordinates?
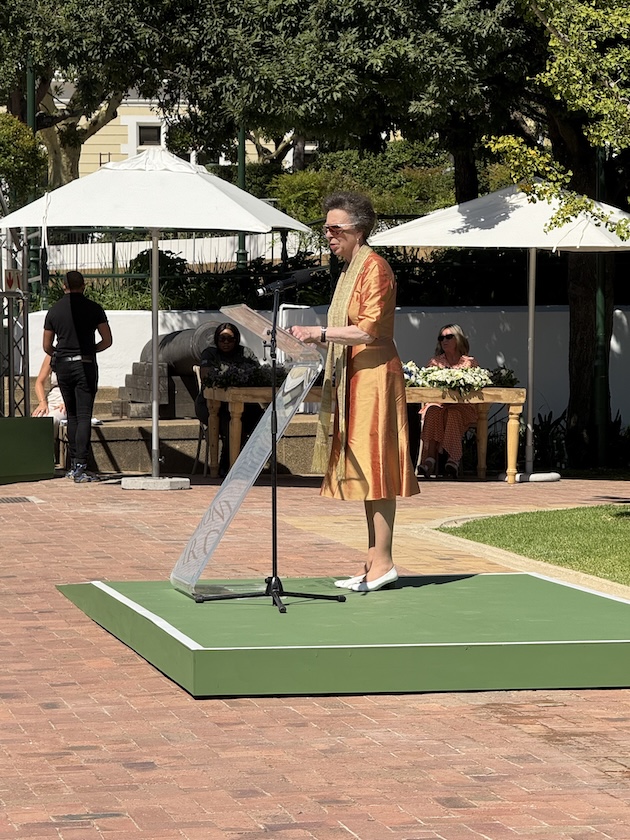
[530,0,630,152]
[0,113,46,207]
[85,281,153,311]
[270,140,455,223]
[201,357,286,389]
[270,170,339,223]
[380,246,570,308]
[485,134,571,189]
[126,248,219,310]
[489,366,519,387]
[485,134,630,239]
[33,250,329,312]
[533,409,567,471]
[30,273,65,311]
[128,248,188,280]
[243,161,284,199]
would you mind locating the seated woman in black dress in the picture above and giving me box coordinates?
[194,322,264,475]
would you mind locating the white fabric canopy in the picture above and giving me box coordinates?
[370,185,630,477]
[371,185,630,252]
[0,147,311,233]
[1,148,311,478]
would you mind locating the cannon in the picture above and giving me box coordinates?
[122,321,224,419]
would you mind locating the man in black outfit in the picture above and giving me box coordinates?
[43,271,113,482]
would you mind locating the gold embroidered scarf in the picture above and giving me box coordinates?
[312,244,373,479]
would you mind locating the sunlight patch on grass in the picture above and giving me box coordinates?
[440,505,630,586]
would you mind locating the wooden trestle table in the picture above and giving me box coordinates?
[204,385,526,484]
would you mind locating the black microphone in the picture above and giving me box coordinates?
[256,267,327,297]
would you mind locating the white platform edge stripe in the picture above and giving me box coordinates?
[526,570,630,604]
[91,581,204,650]
[87,581,630,652]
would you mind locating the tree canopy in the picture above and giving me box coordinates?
[0,0,181,186]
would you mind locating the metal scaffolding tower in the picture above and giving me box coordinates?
[1,288,30,418]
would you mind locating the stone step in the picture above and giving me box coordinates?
[28,380,119,417]
[57,414,321,475]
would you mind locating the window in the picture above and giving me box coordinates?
[138,125,162,146]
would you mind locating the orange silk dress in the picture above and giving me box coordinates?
[321,252,420,501]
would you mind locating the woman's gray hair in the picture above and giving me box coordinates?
[323,192,376,237]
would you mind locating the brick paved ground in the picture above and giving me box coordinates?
[2,473,630,839]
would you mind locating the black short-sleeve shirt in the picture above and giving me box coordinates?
[44,293,108,356]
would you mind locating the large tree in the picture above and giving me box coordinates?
[486,0,630,464]
[0,0,196,188]
[161,0,545,202]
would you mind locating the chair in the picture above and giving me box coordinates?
[191,365,209,476]
[417,403,480,478]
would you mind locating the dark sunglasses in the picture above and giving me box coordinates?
[218,334,236,342]
[322,223,355,235]
[438,333,455,342]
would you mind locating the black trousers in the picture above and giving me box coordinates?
[55,358,98,465]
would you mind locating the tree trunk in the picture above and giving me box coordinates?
[547,109,617,467]
[565,252,614,466]
[38,90,124,187]
[39,125,81,187]
[451,145,479,204]
[439,113,479,203]
[292,136,306,171]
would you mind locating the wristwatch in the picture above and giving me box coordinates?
[320,327,327,343]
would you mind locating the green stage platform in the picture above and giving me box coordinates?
[58,573,630,698]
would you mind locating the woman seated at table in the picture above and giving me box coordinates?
[194,322,263,476]
[417,323,479,480]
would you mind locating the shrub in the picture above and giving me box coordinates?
[0,113,47,208]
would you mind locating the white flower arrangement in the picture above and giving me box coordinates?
[403,362,494,396]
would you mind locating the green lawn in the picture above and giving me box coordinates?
[440,505,630,586]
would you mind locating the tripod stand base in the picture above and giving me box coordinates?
[193,575,346,612]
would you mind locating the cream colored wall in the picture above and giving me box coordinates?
[78,101,278,177]
[79,104,165,177]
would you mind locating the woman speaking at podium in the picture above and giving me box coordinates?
[290,192,419,592]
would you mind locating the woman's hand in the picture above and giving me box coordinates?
[289,325,320,344]
[32,400,50,418]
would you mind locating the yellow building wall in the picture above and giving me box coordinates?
[79,103,165,177]
[78,101,281,177]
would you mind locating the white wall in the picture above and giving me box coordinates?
[395,307,570,421]
[28,309,270,387]
[28,305,630,426]
[29,309,153,387]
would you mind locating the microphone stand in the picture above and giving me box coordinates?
[195,288,345,613]
[261,288,346,612]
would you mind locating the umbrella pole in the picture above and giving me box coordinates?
[525,248,536,474]
[151,229,160,477]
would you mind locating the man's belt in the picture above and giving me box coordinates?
[59,354,94,362]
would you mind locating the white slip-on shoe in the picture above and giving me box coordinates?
[334,574,366,589]
[349,567,398,593]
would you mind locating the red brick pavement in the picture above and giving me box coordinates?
[1,474,630,839]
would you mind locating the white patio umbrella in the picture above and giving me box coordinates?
[370,184,630,477]
[1,148,311,478]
